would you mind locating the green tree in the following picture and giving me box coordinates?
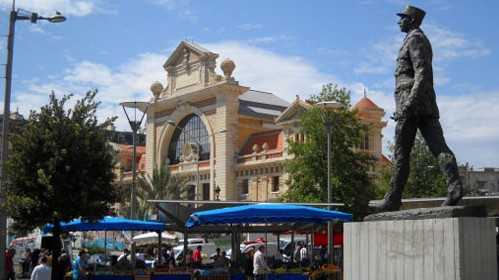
[3,91,118,279]
[374,132,447,199]
[135,165,186,219]
[283,84,375,219]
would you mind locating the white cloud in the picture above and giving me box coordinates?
[5,40,499,167]
[0,0,96,17]
[204,41,334,100]
[28,24,44,33]
[7,52,166,131]
[425,24,490,61]
[439,91,499,141]
[247,35,293,45]
[238,23,263,31]
[355,23,490,77]
[363,0,452,11]
[354,64,389,75]
[64,61,114,86]
[147,0,196,22]
[354,36,401,75]
[349,83,499,167]
[149,0,180,10]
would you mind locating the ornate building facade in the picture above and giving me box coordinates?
[137,41,388,202]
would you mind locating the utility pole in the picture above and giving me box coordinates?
[0,1,66,272]
[0,6,17,273]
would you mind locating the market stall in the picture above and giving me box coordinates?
[44,216,174,279]
[185,203,352,228]
[185,203,352,280]
[43,216,166,233]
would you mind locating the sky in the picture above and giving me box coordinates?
[0,0,498,168]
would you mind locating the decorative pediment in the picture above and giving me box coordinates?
[162,41,220,96]
[163,41,218,69]
[275,98,313,124]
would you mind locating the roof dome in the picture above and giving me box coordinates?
[353,96,381,111]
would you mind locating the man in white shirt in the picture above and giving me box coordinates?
[117,248,130,264]
[31,255,51,280]
[253,245,270,280]
[299,243,309,267]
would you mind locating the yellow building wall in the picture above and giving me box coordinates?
[238,118,265,151]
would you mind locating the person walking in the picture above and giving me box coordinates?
[299,243,309,267]
[253,245,270,280]
[117,248,130,264]
[58,251,72,280]
[30,255,51,280]
[191,245,202,268]
[22,248,32,278]
[31,249,41,271]
[4,247,16,280]
[72,249,89,280]
[242,248,255,280]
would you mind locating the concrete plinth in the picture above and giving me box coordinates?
[344,218,497,280]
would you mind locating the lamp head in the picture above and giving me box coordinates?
[48,11,66,23]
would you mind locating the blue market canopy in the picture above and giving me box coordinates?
[43,216,165,233]
[185,203,352,229]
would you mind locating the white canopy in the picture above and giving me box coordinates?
[132,232,177,246]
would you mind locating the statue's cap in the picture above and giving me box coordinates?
[397,5,426,23]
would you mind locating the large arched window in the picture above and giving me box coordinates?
[168,114,210,164]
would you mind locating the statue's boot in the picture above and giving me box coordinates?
[373,191,402,212]
[439,152,464,206]
[441,182,464,206]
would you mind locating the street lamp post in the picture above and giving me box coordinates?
[120,101,149,220]
[0,1,65,272]
[317,101,343,265]
[325,120,334,264]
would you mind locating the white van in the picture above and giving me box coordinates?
[177,238,207,246]
[173,242,218,264]
[241,242,282,259]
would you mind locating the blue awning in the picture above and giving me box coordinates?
[185,203,352,229]
[43,216,165,233]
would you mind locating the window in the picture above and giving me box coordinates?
[359,133,370,151]
[241,179,249,195]
[271,176,280,192]
[168,114,210,164]
[186,185,196,200]
[202,183,210,201]
[299,133,305,143]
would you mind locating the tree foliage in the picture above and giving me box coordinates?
[135,165,186,220]
[3,91,118,231]
[283,84,375,219]
[375,132,447,199]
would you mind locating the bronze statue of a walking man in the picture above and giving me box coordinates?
[377,5,464,211]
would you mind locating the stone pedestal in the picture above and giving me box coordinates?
[344,217,497,280]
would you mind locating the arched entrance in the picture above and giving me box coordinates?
[167,114,210,164]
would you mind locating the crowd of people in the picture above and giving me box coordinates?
[3,247,56,280]
[3,240,320,280]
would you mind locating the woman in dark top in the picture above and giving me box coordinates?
[31,249,41,269]
[242,249,254,280]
